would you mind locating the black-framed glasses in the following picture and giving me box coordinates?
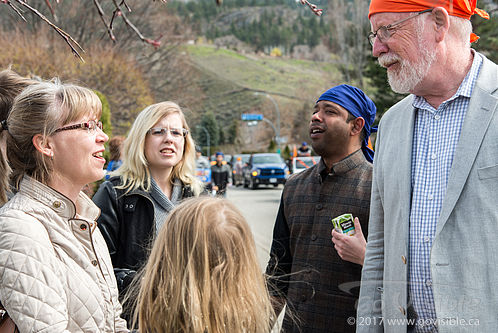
[55,120,103,134]
[148,127,188,139]
[368,8,433,46]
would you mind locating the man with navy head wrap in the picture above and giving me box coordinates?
[266,84,376,332]
[314,84,377,163]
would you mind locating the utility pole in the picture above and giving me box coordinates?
[254,92,281,154]
[196,125,210,158]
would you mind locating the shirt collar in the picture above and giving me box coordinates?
[413,49,483,110]
[453,49,482,98]
[317,149,366,178]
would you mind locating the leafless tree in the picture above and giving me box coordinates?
[327,0,370,87]
[0,0,191,60]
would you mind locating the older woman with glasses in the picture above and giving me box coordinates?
[92,102,202,315]
[0,80,128,332]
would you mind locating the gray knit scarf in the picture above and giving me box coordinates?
[149,177,182,236]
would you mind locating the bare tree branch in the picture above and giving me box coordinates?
[12,0,85,61]
[93,0,116,41]
[2,0,170,60]
[111,0,162,48]
[1,0,26,21]
[44,0,57,21]
[299,0,323,16]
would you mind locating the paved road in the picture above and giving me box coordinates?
[226,184,286,330]
[226,184,283,270]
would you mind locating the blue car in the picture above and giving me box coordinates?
[243,153,290,189]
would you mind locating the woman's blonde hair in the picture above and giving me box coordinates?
[6,80,102,188]
[0,69,36,205]
[113,101,202,195]
[134,197,275,333]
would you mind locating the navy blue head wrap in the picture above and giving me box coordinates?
[317,84,377,163]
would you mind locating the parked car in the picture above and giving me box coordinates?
[243,153,290,189]
[195,157,211,184]
[231,154,251,186]
[292,156,320,174]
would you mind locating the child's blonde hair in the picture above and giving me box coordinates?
[134,197,275,333]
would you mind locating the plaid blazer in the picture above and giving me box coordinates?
[267,150,372,332]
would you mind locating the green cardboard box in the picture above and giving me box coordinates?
[331,213,355,236]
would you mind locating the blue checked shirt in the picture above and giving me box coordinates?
[408,52,482,333]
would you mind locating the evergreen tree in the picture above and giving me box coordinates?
[200,111,220,146]
[228,119,238,143]
[94,90,112,138]
[268,139,276,152]
[472,8,498,63]
[218,126,226,145]
[363,55,406,123]
[283,145,291,160]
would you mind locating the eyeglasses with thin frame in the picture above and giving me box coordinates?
[368,8,433,46]
[148,127,188,139]
[54,120,103,134]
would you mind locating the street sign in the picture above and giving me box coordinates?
[241,113,263,121]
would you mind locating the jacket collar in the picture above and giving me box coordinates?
[115,176,192,200]
[19,176,100,221]
[316,149,367,179]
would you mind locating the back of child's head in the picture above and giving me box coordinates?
[135,197,274,333]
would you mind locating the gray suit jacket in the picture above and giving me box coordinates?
[357,52,498,333]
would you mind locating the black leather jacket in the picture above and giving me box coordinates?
[92,176,194,292]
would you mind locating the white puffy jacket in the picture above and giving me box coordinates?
[0,177,128,332]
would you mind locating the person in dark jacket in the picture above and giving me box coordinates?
[92,102,202,306]
[266,84,377,332]
[210,151,231,197]
[297,141,311,156]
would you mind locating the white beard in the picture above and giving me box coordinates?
[379,35,436,94]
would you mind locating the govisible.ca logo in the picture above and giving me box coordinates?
[350,316,480,327]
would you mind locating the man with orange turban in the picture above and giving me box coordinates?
[358,0,496,332]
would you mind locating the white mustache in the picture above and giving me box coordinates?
[378,53,401,68]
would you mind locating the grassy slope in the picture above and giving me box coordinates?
[186,44,342,98]
[184,44,346,151]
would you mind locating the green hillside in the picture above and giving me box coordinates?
[183,44,346,151]
[186,44,341,95]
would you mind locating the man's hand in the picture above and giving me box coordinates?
[212,185,219,191]
[331,217,366,265]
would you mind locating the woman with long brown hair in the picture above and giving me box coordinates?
[0,69,35,206]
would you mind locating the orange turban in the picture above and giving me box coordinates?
[368,0,489,41]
